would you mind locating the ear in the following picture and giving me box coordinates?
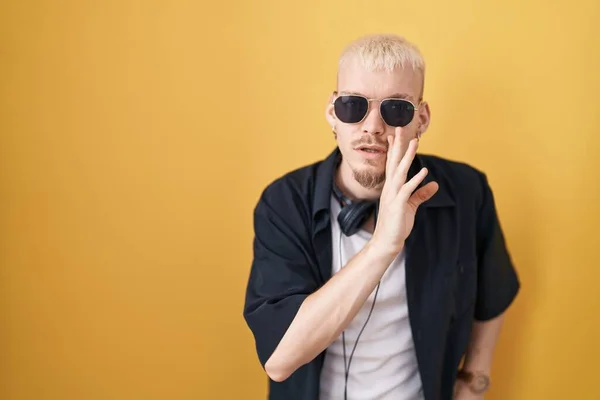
[416,101,431,137]
[325,91,338,129]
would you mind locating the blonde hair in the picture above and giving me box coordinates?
[338,33,425,75]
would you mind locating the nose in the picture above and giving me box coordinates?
[361,101,386,136]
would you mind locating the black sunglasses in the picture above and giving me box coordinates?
[332,92,421,127]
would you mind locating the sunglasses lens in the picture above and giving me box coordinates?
[380,99,416,127]
[334,95,368,124]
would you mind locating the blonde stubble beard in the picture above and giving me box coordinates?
[352,161,386,190]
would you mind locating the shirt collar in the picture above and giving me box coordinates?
[312,147,455,222]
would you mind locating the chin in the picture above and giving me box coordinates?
[351,163,386,190]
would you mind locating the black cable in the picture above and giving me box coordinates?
[339,229,381,400]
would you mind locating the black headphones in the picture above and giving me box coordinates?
[331,183,379,236]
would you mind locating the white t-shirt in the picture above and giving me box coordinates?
[319,196,424,400]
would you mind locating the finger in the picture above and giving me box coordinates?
[399,137,419,174]
[406,181,439,210]
[397,166,428,200]
[382,135,395,201]
[396,165,433,202]
[392,137,419,190]
[385,134,394,179]
[385,128,401,178]
[394,127,403,168]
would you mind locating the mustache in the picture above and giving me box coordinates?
[351,137,389,150]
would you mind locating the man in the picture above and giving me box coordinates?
[243,34,520,400]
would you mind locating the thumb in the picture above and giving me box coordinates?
[407,181,439,210]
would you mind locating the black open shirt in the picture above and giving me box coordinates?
[243,147,520,400]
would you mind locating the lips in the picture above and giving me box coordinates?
[357,145,387,153]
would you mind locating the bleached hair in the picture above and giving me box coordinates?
[339,34,425,74]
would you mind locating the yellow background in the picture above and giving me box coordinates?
[1,0,598,399]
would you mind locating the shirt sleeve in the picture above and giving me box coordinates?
[474,173,521,321]
[243,189,320,368]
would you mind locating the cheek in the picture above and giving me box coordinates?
[337,127,361,144]
[400,123,418,139]
[336,130,358,154]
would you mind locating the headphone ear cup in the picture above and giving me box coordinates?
[337,201,376,236]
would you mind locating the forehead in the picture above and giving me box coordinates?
[337,60,422,102]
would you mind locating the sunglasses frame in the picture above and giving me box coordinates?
[331,91,423,127]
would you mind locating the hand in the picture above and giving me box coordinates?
[371,127,439,254]
[453,380,485,399]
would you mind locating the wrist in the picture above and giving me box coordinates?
[462,348,492,376]
[368,234,403,258]
[457,369,491,395]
